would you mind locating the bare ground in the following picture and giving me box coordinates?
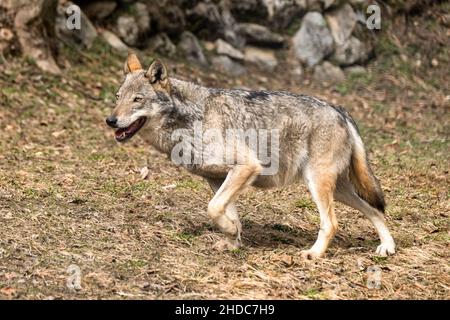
[0,11,449,299]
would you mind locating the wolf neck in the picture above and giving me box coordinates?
[148,78,208,155]
[170,78,211,105]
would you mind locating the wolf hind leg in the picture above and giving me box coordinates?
[335,179,395,256]
[301,167,338,260]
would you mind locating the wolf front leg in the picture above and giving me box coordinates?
[207,178,242,250]
[206,163,262,250]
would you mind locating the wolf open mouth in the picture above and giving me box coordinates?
[115,117,147,142]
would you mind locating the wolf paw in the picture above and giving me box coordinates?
[300,249,323,260]
[213,238,241,252]
[375,242,396,257]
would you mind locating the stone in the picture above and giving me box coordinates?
[313,61,345,84]
[116,15,139,46]
[262,0,306,29]
[178,31,208,67]
[325,3,357,46]
[244,46,278,71]
[132,2,150,34]
[215,39,244,60]
[349,0,370,7]
[292,12,334,67]
[99,29,128,53]
[344,65,367,75]
[82,1,117,20]
[441,13,450,27]
[148,1,186,36]
[148,33,176,57]
[321,0,336,9]
[187,1,244,49]
[212,55,246,76]
[238,23,285,47]
[133,2,151,35]
[230,0,306,30]
[203,41,215,51]
[55,1,98,49]
[332,36,371,66]
[291,65,304,78]
[0,28,13,41]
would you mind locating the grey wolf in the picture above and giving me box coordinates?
[105,53,396,259]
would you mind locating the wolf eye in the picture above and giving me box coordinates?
[133,96,143,102]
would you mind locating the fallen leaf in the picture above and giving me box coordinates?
[140,166,149,180]
[0,287,16,296]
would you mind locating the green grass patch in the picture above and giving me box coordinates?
[371,256,388,264]
[176,179,204,190]
[304,288,325,300]
[175,231,197,244]
[294,198,315,210]
[335,72,374,95]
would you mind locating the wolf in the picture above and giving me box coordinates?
[105,53,396,259]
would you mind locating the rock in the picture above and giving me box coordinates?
[187,1,244,48]
[55,1,98,49]
[215,39,244,60]
[306,0,338,10]
[332,36,371,66]
[0,28,13,53]
[349,0,370,9]
[203,41,215,51]
[313,61,345,84]
[306,0,322,11]
[441,13,450,27]
[99,29,128,53]
[344,65,367,75]
[244,46,278,71]
[212,55,246,76]
[230,0,306,30]
[326,3,357,46]
[0,28,13,41]
[220,2,246,49]
[238,23,285,47]
[148,33,176,57]
[291,65,304,78]
[82,1,117,20]
[114,3,150,47]
[178,31,208,67]
[229,0,269,22]
[292,12,334,67]
[133,2,151,35]
[262,0,306,29]
[321,0,336,9]
[116,15,139,46]
[149,1,186,36]
[431,58,438,67]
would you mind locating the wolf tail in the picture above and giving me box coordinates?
[347,121,386,213]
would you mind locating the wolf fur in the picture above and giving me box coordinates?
[106,54,395,259]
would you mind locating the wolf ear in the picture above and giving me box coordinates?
[124,52,143,74]
[145,59,170,91]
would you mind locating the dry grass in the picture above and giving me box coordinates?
[0,11,449,299]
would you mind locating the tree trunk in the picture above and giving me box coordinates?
[0,0,60,74]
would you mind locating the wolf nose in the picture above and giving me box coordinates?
[106,116,118,128]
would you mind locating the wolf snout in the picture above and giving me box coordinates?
[106,115,118,128]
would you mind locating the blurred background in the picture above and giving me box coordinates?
[0,0,448,299]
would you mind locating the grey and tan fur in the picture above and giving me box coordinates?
[106,53,396,259]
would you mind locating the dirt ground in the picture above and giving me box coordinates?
[0,11,449,299]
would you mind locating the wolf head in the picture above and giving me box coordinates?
[106,53,173,142]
